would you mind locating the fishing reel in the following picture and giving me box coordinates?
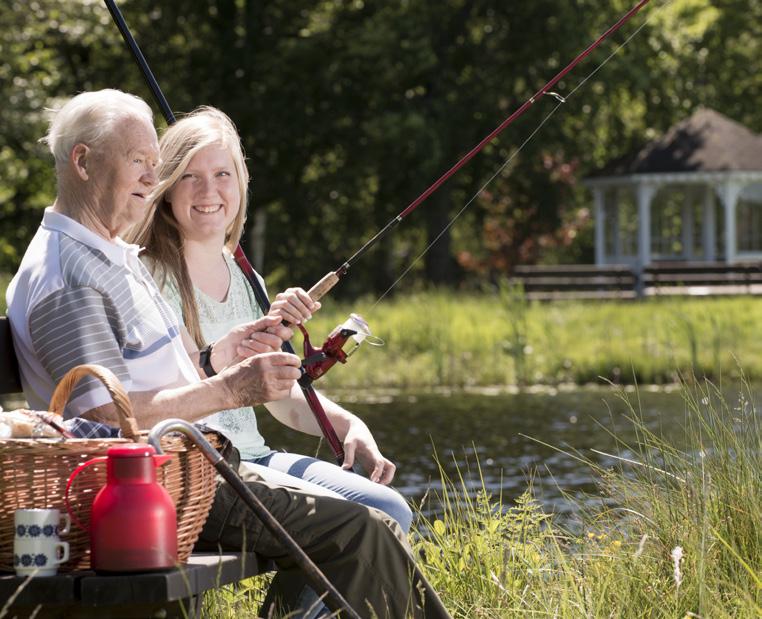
[298,313,381,382]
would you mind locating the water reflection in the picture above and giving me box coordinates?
[257,385,758,521]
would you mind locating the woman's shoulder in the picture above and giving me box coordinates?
[224,250,267,317]
[224,250,267,293]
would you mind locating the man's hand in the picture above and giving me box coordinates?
[341,419,396,485]
[221,352,302,408]
[210,315,294,372]
[269,287,321,325]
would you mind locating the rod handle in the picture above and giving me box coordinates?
[307,271,340,302]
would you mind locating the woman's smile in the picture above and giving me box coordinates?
[193,204,224,214]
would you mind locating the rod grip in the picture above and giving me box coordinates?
[308,271,340,302]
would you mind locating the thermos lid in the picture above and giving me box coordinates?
[106,443,157,458]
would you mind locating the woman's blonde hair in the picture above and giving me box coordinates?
[129,106,249,348]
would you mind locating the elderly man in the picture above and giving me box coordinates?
[6,89,451,619]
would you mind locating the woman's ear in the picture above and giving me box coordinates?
[71,143,90,180]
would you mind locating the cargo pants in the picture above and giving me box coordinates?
[195,453,451,619]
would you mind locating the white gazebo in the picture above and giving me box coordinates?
[585,108,762,275]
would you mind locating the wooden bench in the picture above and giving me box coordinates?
[643,261,762,296]
[511,264,638,300]
[509,262,762,300]
[0,316,270,618]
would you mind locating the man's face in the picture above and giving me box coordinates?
[89,116,159,236]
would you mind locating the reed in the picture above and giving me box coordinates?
[411,378,762,617]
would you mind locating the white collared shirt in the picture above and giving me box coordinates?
[6,208,199,417]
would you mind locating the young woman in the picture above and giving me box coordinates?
[129,107,412,531]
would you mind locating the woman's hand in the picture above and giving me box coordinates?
[210,315,294,371]
[269,287,321,325]
[341,419,396,485]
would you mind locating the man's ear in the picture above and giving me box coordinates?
[71,143,90,180]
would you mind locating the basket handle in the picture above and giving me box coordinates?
[48,364,139,441]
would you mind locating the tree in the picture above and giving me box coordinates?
[0,0,759,296]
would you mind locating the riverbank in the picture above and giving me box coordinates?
[306,290,762,389]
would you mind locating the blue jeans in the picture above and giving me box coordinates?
[246,451,413,533]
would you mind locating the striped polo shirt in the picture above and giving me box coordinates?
[6,208,199,418]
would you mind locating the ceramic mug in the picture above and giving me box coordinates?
[14,509,71,576]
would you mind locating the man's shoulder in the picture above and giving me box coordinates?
[8,226,118,322]
[7,225,65,314]
[56,234,113,283]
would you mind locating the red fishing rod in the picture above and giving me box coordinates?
[103,0,347,464]
[305,0,652,302]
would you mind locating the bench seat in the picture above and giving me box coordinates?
[0,552,269,618]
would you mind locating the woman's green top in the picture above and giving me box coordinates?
[151,251,271,459]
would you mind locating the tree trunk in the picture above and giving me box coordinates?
[424,192,455,284]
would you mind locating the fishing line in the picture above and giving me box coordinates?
[371,0,670,307]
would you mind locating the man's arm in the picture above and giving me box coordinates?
[27,287,300,428]
[181,315,292,378]
[85,351,302,429]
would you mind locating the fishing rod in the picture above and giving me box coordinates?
[305,0,652,302]
[103,0,347,464]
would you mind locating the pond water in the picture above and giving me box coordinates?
[257,384,758,522]
[2,383,755,524]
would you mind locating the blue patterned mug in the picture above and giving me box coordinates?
[13,509,71,576]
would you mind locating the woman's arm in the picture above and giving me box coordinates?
[264,384,396,485]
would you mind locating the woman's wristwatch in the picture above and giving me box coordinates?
[199,343,216,377]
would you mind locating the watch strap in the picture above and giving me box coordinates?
[199,343,216,377]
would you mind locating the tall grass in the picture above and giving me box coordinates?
[1,274,761,388]
[413,379,762,617]
[303,291,762,389]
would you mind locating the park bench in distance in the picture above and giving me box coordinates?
[0,316,269,619]
[643,261,762,296]
[511,264,637,300]
[511,262,762,299]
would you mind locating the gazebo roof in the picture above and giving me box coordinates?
[592,108,762,177]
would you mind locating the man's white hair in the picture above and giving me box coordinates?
[42,89,154,168]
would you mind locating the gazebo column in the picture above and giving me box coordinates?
[718,181,743,263]
[593,187,606,266]
[702,185,716,261]
[636,182,656,272]
[681,191,694,260]
[611,195,621,261]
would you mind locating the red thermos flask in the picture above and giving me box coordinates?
[66,443,177,572]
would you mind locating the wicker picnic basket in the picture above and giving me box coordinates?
[0,364,219,572]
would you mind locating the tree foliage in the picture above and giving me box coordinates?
[0,0,759,295]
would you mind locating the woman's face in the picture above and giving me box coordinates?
[166,144,240,244]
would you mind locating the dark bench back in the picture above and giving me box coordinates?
[0,316,22,396]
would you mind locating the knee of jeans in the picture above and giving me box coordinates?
[377,494,413,533]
